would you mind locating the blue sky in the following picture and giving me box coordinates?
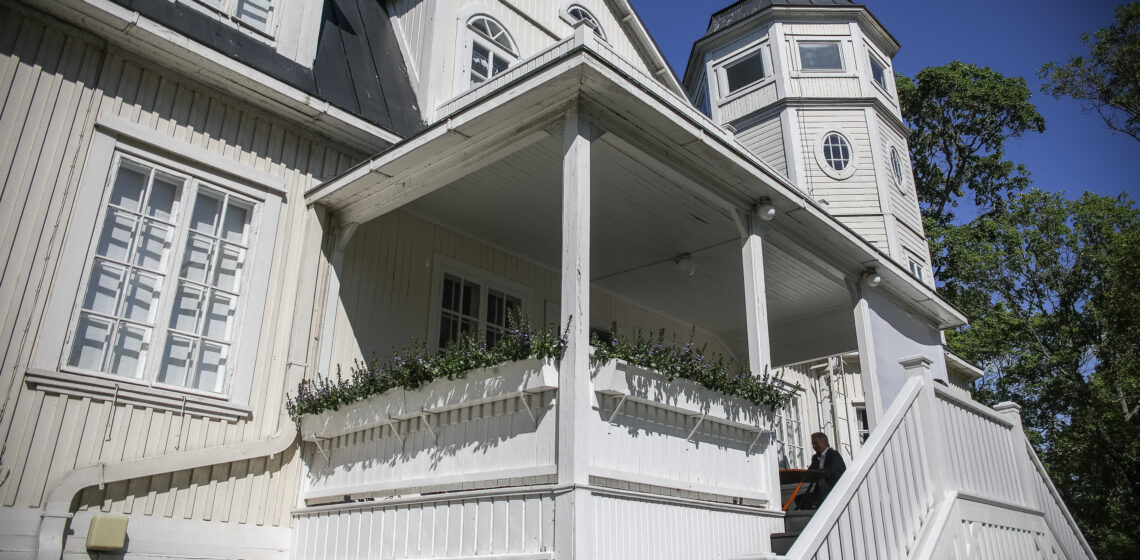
[629,0,1137,204]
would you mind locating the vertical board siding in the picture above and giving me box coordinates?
[499,0,653,77]
[304,393,556,500]
[590,397,771,498]
[329,210,732,374]
[590,493,782,559]
[389,0,431,74]
[293,491,556,560]
[933,394,1023,505]
[0,6,355,531]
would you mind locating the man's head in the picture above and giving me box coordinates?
[811,432,830,454]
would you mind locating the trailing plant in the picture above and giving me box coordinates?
[287,319,795,421]
[591,326,795,409]
[286,315,569,420]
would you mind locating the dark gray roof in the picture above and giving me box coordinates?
[707,0,856,34]
[107,0,423,138]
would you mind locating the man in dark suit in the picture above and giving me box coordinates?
[795,432,847,509]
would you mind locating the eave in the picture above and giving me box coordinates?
[308,34,966,331]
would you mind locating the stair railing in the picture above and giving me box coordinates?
[785,362,941,559]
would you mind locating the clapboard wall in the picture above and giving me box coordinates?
[0,5,358,554]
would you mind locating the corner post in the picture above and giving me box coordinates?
[899,355,947,500]
[994,401,1038,509]
[848,276,884,427]
[556,102,593,558]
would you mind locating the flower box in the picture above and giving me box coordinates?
[301,358,558,441]
[593,359,774,433]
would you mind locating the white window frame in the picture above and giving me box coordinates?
[814,128,858,180]
[713,42,772,102]
[867,49,891,95]
[791,37,851,76]
[890,145,908,192]
[427,256,532,352]
[775,388,808,469]
[30,117,282,415]
[184,0,278,39]
[459,14,519,92]
[560,3,606,41]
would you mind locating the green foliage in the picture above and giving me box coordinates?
[1039,3,1140,142]
[940,190,1140,558]
[896,62,1045,276]
[591,327,795,409]
[286,315,570,419]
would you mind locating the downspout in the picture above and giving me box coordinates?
[35,207,330,559]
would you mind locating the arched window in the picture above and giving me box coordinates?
[467,15,517,86]
[565,4,604,39]
[814,129,857,179]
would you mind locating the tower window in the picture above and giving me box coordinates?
[822,132,851,171]
[869,54,888,90]
[565,4,605,39]
[798,42,843,71]
[467,15,517,86]
[723,50,766,94]
[814,129,857,179]
[890,146,906,190]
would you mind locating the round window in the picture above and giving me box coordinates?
[890,146,906,191]
[814,130,857,179]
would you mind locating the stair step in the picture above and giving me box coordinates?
[770,532,799,556]
[784,510,815,533]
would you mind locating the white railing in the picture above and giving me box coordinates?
[1024,440,1097,560]
[932,386,1024,505]
[786,376,936,559]
[776,368,1097,560]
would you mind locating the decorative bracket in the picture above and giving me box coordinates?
[385,419,404,444]
[518,392,537,426]
[686,414,707,442]
[420,410,437,440]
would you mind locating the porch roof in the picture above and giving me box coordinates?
[306,33,966,333]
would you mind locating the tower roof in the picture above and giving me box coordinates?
[706,0,857,34]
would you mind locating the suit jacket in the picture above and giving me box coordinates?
[809,447,846,491]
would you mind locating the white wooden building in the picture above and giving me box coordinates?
[0,0,1093,558]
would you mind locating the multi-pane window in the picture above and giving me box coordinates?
[775,391,806,469]
[854,404,870,444]
[869,54,888,90]
[908,258,925,282]
[723,50,766,94]
[67,154,254,394]
[194,0,274,34]
[798,42,843,71]
[821,132,852,171]
[438,273,521,349]
[566,4,605,39]
[467,16,517,86]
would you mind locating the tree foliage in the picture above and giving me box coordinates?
[939,190,1140,558]
[1039,3,1140,142]
[896,62,1045,276]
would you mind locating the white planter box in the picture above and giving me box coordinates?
[301,358,558,441]
[593,360,774,432]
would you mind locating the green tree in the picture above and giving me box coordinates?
[1040,3,1140,142]
[941,190,1140,559]
[896,62,1045,276]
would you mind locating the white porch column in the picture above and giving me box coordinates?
[555,103,593,558]
[740,206,772,376]
[848,277,884,427]
[315,221,359,378]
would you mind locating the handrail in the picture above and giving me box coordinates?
[787,376,933,559]
[932,384,1014,428]
[1023,438,1098,560]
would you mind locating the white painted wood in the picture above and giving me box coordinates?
[741,207,773,376]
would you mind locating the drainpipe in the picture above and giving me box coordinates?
[35,207,329,559]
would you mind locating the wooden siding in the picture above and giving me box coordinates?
[734,113,787,177]
[0,6,356,534]
[784,23,852,36]
[304,393,556,502]
[787,76,861,98]
[327,210,733,374]
[388,0,433,77]
[877,115,921,235]
[293,490,557,560]
[720,81,779,124]
[590,492,782,559]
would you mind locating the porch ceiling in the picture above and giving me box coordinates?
[403,130,849,359]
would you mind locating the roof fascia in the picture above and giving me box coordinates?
[311,41,965,328]
[602,0,685,96]
[35,0,402,152]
